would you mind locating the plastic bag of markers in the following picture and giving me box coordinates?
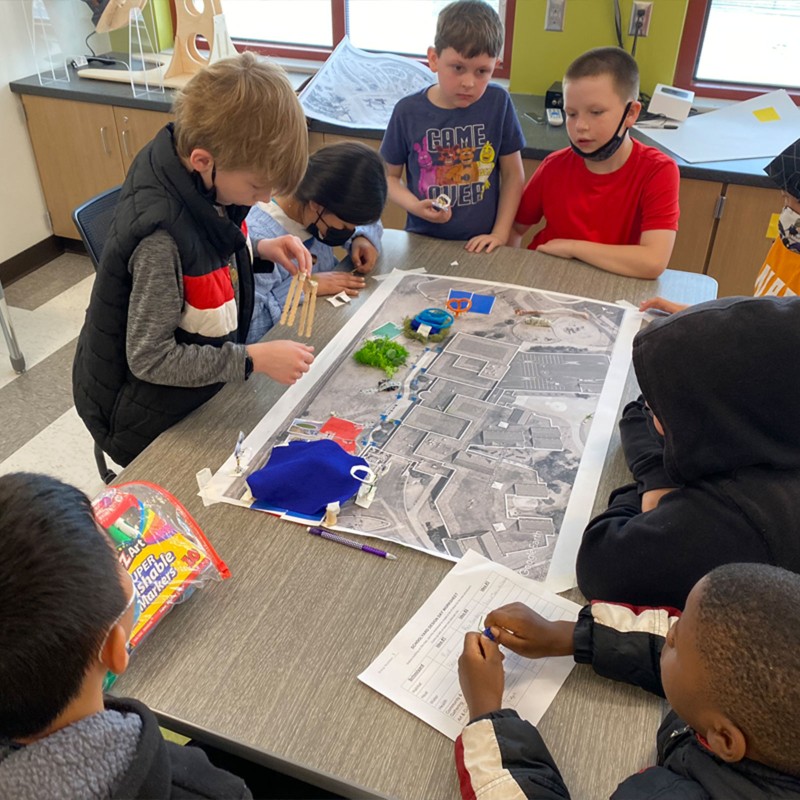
[92,481,230,688]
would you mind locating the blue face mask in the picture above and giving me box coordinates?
[569,102,633,162]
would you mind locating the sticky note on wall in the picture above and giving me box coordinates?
[753,106,781,123]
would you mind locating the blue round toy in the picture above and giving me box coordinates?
[411,308,455,335]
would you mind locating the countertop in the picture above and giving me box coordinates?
[10,67,774,189]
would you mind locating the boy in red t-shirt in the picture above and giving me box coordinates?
[511,47,680,278]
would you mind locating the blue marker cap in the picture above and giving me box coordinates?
[482,626,496,642]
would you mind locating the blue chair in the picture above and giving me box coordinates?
[72,185,122,270]
[73,186,122,484]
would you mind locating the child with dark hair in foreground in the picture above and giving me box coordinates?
[0,473,251,799]
[457,562,800,799]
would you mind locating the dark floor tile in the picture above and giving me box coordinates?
[0,339,78,461]
[5,253,93,311]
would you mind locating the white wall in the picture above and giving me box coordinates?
[0,1,108,262]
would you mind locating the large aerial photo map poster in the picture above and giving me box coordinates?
[202,271,640,590]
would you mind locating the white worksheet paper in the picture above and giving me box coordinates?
[358,550,581,741]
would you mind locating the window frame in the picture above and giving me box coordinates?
[674,0,799,104]
[174,0,516,79]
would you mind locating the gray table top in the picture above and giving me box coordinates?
[112,231,717,800]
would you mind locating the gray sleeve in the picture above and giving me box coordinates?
[126,230,247,387]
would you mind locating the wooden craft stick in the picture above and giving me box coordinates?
[280,272,299,325]
[287,273,305,326]
[297,279,311,336]
[304,281,318,338]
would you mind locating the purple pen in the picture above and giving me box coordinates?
[308,526,397,560]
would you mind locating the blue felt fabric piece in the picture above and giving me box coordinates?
[246,439,369,516]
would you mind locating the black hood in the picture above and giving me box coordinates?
[633,296,800,484]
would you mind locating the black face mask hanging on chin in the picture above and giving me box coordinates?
[569,102,633,162]
[307,208,354,247]
[193,164,218,203]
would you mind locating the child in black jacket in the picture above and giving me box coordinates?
[457,562,800,799]
[577,295,800,609]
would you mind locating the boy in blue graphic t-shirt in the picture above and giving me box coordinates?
[380,0,525,253]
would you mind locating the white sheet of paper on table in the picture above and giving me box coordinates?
[635,89,800,163]
[358,549,581,741]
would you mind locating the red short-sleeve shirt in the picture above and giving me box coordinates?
[516,139,680,250]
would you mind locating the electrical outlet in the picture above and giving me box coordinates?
[545,0,566,32]
[629,1,653,36]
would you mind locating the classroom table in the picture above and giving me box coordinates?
[112,231,718,800]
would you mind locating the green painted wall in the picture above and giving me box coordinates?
[509,0,689,97]
[108,0,173,53]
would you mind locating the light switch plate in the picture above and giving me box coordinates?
[545,0,566,32]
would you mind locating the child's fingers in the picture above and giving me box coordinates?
[485,603,530,629]
[487,626,528,651]
[478,634,504,663]
[462,631,485,659]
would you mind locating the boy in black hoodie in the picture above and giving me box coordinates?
[575,295,800,609]
[0,473,251,800]
[456,562,800,799]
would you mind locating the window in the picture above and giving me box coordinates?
[208,0,515,78]
[675,0,800,101]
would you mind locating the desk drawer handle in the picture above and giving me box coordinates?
[121,129,132,160]
[100,126,112,156]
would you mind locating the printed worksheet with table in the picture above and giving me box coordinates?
[359,550,581,740]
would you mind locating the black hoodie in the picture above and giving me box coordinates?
[577,296,800,608]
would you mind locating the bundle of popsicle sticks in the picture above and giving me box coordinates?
[280,272,319,338]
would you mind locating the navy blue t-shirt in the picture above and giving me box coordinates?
[380,84,525,241]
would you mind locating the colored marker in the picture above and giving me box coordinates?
[481,626,496,641]
[308,526,397,560]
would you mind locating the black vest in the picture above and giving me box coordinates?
[72,125,254,467]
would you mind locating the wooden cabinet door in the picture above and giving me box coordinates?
[322,133,407,231]
[669,178,721,274]
[308,131,325,154]
[22,95,125,238]
[114,107,173,172]
[707,184,782,297]
[519,158,543,249]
